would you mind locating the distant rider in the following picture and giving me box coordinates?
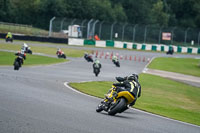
[22,43,28,52]
[93,59,101,72]
[15,49,26,60]
[84,52,89,59]
[56,48,62,55]
[84,52,93,62]
[113,74,141,107]
[14,50,26,66]
[6,32,13,39]
[112,55,118,63]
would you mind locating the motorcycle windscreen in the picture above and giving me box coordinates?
[116,91,135,104]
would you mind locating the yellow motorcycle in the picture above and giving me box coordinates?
[96,85,135,116]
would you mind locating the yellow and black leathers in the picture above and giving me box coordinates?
[113,77,141,99]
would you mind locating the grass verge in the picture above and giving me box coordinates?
[0,51,67,66]
[0,43,91,57]
[148,57,200,77]
[69,73,200,126]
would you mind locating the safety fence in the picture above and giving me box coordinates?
[52,18,200,47]
[69,38,200,54]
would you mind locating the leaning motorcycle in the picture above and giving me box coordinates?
[112,60,120,67]
[56,51,66,59]
[13,56,23,70]
[84,54,93,62]
[96,85,135,116]
[25,47,32,54]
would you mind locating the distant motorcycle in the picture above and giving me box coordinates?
[166,47,174,55]
[94,68,100,77]
[5,36,13,42]
[84,54,93,62]
[112,59,120,67]
[13,56,24,70]
[24,47,32,54]
[93,63,101,77]
[56,51,66,59]
[166,50,174,55]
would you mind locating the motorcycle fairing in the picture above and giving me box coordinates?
[116,91,135,104]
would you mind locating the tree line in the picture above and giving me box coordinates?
[0,0,199,30]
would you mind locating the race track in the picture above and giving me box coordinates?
[0,42,200,133]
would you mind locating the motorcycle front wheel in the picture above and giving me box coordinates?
[96,104,103,112]
[28,50,32,54]
[63,54,66,59]
[108,98,126,116]
[14,61,19,70]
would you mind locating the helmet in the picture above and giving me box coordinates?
[127,74,138,81]
[23,43,28,47]
[20,49,25,54]
[95,59,100,64]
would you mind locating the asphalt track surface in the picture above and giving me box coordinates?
[0,41,200,133]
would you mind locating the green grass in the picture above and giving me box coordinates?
[148,57,200,77]
[0,43,91,57]
[69,73,200,126]
[0,23,48,36]
[0,51,67,66]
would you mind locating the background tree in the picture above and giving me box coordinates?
[150,0,170,26]
[0,0,199,29]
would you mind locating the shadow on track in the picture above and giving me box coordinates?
[97,112,135,119]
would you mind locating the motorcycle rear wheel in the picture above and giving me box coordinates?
[108,98,126,116]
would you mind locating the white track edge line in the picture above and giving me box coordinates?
[64,81,200,128]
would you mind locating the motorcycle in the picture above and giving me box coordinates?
[94,67,100,77]
[84,54,93,62]
[15,52,26,60]
[96,85,135,116]
[112,59,120,67]
[56,51,66,59]
[24,47,32,54]
[166,49,174,55]
[5,36,13,42]
[13,56,23,70]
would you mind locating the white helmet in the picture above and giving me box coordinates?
[23,43,28,47]
[20,49,25,54]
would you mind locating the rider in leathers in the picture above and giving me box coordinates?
[113,74,141,107]
[93,59,101,72]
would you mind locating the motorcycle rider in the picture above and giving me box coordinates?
[15,49,26,60]
[112,55,118,63]
[56,48,62,55]
[6,32,12,38]
[14,49,26,67]
[166,47,174,55]
[93,59,102,72]
[84,52,89,59]
[84,52,93,62]
[113,74,141,107]
[22,43,29,52]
